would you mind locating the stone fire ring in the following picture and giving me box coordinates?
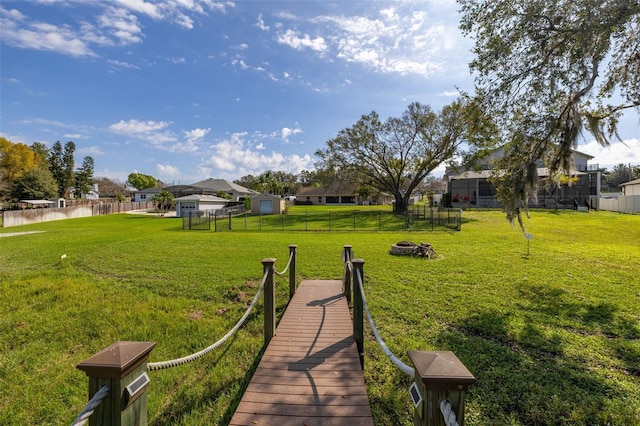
[390,241,418,255]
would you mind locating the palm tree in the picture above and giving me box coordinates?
[151,190,173,216]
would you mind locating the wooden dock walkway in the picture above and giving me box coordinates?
[229,279,374,426]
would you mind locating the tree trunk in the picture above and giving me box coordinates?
[393,193,408,214]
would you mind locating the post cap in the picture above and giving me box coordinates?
[407,350,476,390]
[77,341,156,379]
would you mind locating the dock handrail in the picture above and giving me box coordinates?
[343,245,475,426]
[73,244,298,425]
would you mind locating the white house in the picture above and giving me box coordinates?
[70,183,100,200]
[133,187,161,202]
[173,194,229,217]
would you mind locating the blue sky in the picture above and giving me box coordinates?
[1,0,638,186]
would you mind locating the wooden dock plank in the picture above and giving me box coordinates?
[229,280,373,426]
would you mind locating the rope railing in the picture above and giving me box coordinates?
[344,246,475,426]
[75,245,298,426]
[71,385,110,426]
[440,399,460,426]
[147,269,268,371]
[274,249,295,276]
[353,264,415,377]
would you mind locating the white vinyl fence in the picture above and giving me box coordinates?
[599,195,640,214]
[2,202,155,227]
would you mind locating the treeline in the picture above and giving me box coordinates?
[0,137,94,205]
[601,163,640,191]
[233,169,333,196]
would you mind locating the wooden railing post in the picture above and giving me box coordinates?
[352,258,365,368]
[76,341,156,426]
[407,350,475,426]
[288,245,297,300]
[262,258,276,346]
[342,245,353,305]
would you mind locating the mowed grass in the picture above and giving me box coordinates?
[0,208,638,425]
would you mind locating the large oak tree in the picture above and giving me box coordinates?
[315,100,489,213]
[458,0,640,227]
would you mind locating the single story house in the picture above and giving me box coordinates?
[445,146,601,209]
[133,187,161,202]
[296,182,393,206]
[176,178,258,201]
[173,194,229,217]
[251,193,286,214]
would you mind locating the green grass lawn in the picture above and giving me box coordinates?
[1,208,638,425]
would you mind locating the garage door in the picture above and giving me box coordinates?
[259,200,273,214]
[180,202,197,217]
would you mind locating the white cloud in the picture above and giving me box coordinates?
[77,146,104,156]
[157,163,180,177]
[256,13,269,31]
[174,12,194,29]
[438,90,461,97]
[579,138,640,169]
[281,124,302,141]
[0,9,96,57]
[0,0,233,60]
[109,119,188,151]
[199,131,313,176]
[110,119,170,134]
[269,4,470,78]
[277,29,327,53]
[113,0,162,19]
[98,6,143,45]
[184,127,210,142]
[108,59,140,69]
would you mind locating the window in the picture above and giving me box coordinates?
[478,179,496,196]
[140,194,147,200]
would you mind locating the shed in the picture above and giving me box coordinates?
[20,199,56,208]
[621,178,640,196]
[173,194,229,217]
[251,194,286,214]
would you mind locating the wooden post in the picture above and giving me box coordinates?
[288,245,297,300]
[262,258,276,346]
[407,350,475,426]
[342,245,353,305]
[76,341,156,426]
[352,258,365,368]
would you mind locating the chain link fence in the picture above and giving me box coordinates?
[183,207,461,232]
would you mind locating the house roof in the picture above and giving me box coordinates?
[297,181,357,196]
[136,187,161,194]
[20,199,55,205]
[620,178,640,186]
[252,193,283,199]
[190,178,257,194]
[173,194,229,202]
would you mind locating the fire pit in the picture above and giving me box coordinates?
[390,241,437,259]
